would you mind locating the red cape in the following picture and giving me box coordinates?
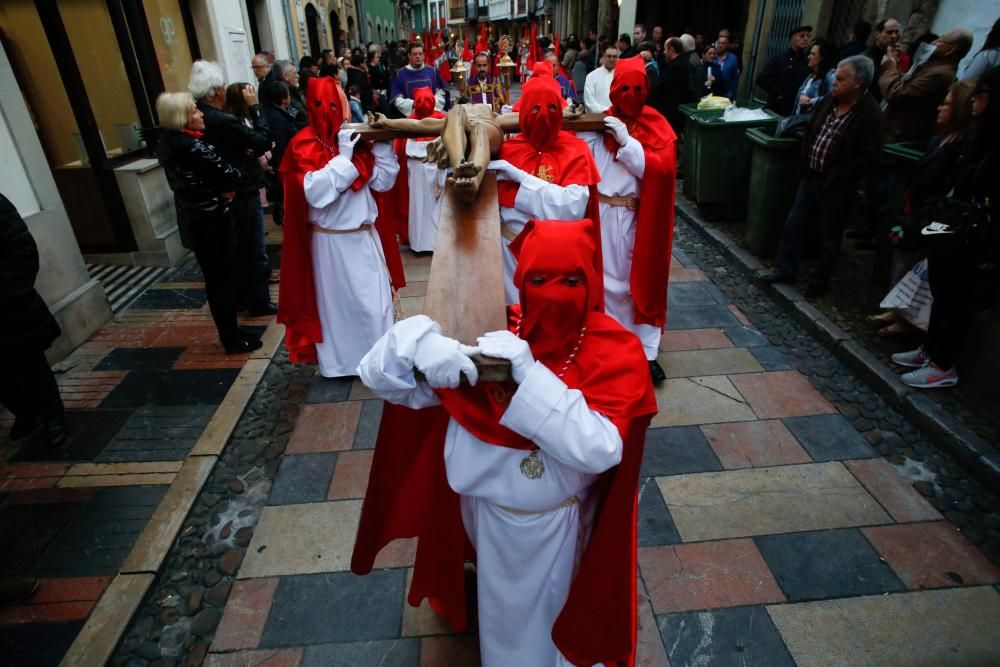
[498,132,605,304]
[351,308,657,665]
[277,128,376,363]
[604,107,677,328]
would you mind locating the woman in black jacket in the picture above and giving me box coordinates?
[892,67,1000,388]
[155,92,261,354]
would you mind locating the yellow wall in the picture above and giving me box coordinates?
[143,0,196,93]
[0,1,80,166]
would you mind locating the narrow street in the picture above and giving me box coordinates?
[5,211,994,666]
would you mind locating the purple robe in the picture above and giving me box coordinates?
[467,75,506,113]
[390,65,447,104]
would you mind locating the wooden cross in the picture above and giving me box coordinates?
[345,112,607,381]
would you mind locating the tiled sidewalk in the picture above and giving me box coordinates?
[205,249,1000,666]
[0,231,281,664]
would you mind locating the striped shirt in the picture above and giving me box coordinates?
[807,105,855,173]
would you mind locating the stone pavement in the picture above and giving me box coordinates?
[190,234,1000,666]
[0,224,283,665]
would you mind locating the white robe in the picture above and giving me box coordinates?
[358,315,622,667]
[405,139,447,252]
[304,149,400,377]
[579,132,661,360]
[499,177,590,305]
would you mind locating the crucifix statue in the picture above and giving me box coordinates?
[344,103,605,380]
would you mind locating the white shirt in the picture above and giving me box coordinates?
[583,66,614,113]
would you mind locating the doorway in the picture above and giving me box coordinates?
[305,3,321,57]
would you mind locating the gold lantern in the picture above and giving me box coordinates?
[451,59,469,95]
[497,35,516,102]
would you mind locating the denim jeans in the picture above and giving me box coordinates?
[232,195,271,310]
[775,173,855,286]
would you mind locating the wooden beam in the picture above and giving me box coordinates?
[422,173,511,382]
[344,112,608,142]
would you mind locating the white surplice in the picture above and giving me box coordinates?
[499,176,590,305]
[358,315,622,667]
[404,139,447,252]
[579,132,661,359]
[303,147,399,377]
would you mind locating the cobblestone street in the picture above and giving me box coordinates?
[3,214,1000,666]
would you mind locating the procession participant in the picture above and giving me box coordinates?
[389,42,448,117]
[579,55,678,383]
[353,218,658,666]
[491,74,601,304]
[277,77,400,377]
[383,87,448,252]
[467,52,506,113]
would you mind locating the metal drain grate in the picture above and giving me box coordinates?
[87,264,170,314]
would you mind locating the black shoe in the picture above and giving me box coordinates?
[223,337,263,355]
[759,270,793,284]
[853,239,878,251]
[0,577,39,606]
[804,282,828,298]
[248,302,277,317]
[649,360,666,385]
[239,327,263,341]
[44,419,69,449]
[9,416,39,442]
[845,228,870,240]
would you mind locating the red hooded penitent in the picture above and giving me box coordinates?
[277,77,381,363]
[351,219,657,665]
[604,56,678,328]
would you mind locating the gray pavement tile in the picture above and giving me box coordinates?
[664,305,741,330]
[638,477,682,546]
[658,605,795,667]
[94,347,185,371]
[353,400,384,450]
[641,426,723,477]
[750,345,797,371]
[668,282,728,308]
[723,325,770,347]
[755,529,906,602]
[31,486,167,578]
[671,248,697,268]
[300,639,420,667]
[101,369,239,408]
[260,569,407,646]
[0,620,85,667]
[782,414,878,461]
[98,405,213,462]
[306,376,353,403]
[267,454,338,505]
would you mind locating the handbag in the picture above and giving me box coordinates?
[919,196,991,254]
[775,113,811,140]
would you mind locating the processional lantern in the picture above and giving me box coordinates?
[451,59,469,95]
[498,35,516,101]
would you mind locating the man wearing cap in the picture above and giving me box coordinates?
[756,25,812,116]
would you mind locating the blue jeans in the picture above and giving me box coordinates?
[775,173,855,286]
[233,195,271,310]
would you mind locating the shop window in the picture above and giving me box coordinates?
[143,0,197,93]
[59,0,143,159]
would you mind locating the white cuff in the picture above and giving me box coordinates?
[499,362,567,440]
[332,154,361,184]
[616,137,646,175]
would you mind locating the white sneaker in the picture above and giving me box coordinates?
[891,347,928,368]
[901,363,958,389]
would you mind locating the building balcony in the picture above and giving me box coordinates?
[488,0,511,21]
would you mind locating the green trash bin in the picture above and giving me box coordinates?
[678,103,701,200]
[678,101,765,202]
[744,127,802,257]
[874,141,926,285]
[690,108,781,221]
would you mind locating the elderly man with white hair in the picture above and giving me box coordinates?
[189,60,276,317]
[273,59,308,130]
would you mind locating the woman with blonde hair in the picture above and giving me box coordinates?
[155,92,261,354]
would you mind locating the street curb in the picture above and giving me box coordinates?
[674,199,1000,490]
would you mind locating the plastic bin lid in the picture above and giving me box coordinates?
[746,126,800,147]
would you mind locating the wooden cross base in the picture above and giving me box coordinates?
[422,172,512,382]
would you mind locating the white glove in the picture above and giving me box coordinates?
[371,140,394,159]
[604,116,630,146]
[500,104,513,114]
[476,330,535,384]
[413,330,479,389]
[337,128,360,160]
[487,159,528,184]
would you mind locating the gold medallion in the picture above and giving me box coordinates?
[520,449,544,479]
